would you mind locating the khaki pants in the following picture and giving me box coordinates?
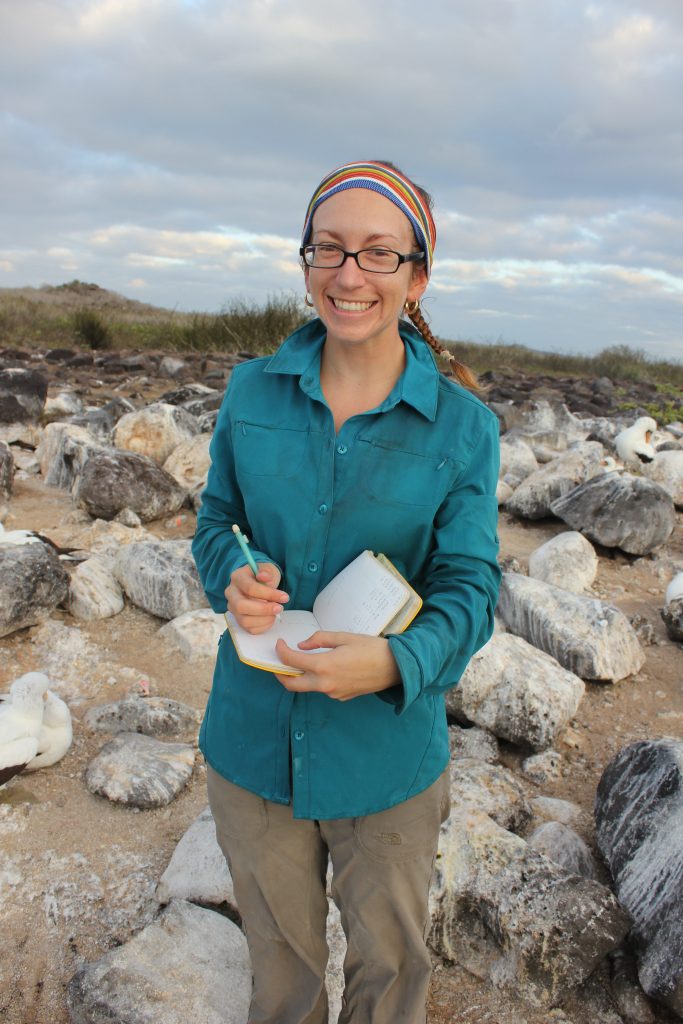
[207,765,450,1024]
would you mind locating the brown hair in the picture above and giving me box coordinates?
[371,160,481,393]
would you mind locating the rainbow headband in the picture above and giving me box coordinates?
[301,161,436,276]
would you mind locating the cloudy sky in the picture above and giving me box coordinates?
[2,0,682,360]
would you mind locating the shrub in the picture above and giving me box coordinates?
[72,309,112,350]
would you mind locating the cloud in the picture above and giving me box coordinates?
[1,0,682,358]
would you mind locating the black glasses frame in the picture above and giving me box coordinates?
[300,244,425,274]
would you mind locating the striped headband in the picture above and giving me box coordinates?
[301,161,436,276]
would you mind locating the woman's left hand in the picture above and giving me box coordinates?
[274,633,400,702]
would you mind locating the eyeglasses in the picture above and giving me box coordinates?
[300,243,425,275]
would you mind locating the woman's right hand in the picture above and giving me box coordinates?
[225,563,289,634]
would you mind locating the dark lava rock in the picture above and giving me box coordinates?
[0,440,14,499]
[0,542,69,637]
[0,368,48,423]
[70,397,135,442]
[71,446,187,522]
[661,597,683,642]
[551,473,676,555]
[595,739,683,1016]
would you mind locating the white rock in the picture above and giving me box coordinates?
[159,608,225,661]
[447,724,499,764]
[85,732,195,807]
[67,555,125,620]
[499,434,539,488]
[67,900,251,1024]
[114,402,199,464]
[449,757,532,831]
[521,749,563,784]
[429,809,629,1005]
[505,442,605,520]
[37,422,98,488]
[162,433,212,492]
[114,539,209,619]
[527,821,598,879]
[642,450,683,508]
[528,531,598,594]
[447,633,585,751]
[498,573,645,682]
[532,795,584,826]
[43,391,84,422]
[156,806,236,909]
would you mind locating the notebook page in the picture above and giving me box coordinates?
[313,551,408,635]
[226,610,331,670]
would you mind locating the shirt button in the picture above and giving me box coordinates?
[336,443,348,455]
[293,730,304,741]
[307,561,318,573]
[318,503,328,515]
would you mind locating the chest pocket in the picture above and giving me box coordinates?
[233,421,309,479]
[358,440,461,509]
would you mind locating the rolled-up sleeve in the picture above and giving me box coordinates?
[385,412,501,713]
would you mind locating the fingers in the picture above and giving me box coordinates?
[226,562,289,633]
[295,631,346,651]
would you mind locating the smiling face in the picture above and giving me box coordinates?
[304,188,428,354]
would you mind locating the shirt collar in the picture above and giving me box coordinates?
[264,317,439,422]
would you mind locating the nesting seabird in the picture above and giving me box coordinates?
[0,522,85,560]
[665,572,683,606]
[25,690,72,771]
[614,417,657,465]
[0,672,49,786]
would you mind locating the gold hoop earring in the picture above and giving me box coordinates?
[404,300,420,315]
[304,292,315,308]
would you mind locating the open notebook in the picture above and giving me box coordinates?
[224,550,422,676]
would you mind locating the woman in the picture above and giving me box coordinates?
[192,160,500,1024]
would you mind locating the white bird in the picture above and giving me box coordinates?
[0,672,49,786]
[614,417,657,465]
[599,455,624,473]
[0,522,83,560]
[25,690,72,771]
[665,572,683,606]
[0,523,43,546]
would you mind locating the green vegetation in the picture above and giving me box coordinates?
[73,308,112,350]
[0,286,681,415]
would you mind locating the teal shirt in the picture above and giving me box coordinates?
[192,318,501,819]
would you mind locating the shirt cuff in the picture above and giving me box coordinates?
[377,635,425,715]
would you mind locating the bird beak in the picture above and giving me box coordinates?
[645,431,652,442]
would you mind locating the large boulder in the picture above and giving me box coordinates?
[595,739,683,1016]
[551,472,676,556]
[429,809,630,1005]
[67,900,251,1024]
[114,539,209,619]
[113,402,199,464]
[446,633,585,751]
[70,445,187,522]
[0,367,48,423]
[505,442,604,520]
[0,542,69,638]
[497,573,645,682]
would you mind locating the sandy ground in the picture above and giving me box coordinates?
[1,471,682,1024]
